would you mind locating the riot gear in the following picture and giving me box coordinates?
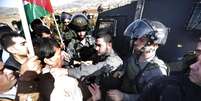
[124,19,169,45]
[68,13,89,32]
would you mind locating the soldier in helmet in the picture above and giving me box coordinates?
[60,12,72,32]
[106,19,169,101]
[59,12,73,45]
[65,13,96,66]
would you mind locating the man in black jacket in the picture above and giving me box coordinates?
[1,32,28,70]
[137,41,201,101]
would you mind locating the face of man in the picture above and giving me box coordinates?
[0,62,17,92]
[195,42,201,56]
[133,37,148,53]
[44,47,64,68]
[132,37,158,59]
[189,54,201,86]
[64,19,70,25]
[133,37,157,57]
[189,42,201,86]
[77,31,86,40]
[95,38,111,56]
[8,36,28,56]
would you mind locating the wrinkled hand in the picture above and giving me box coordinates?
[60,43,65,49]
[20,56,42,75]
[88,83,101,101]
[61,50,71,62]
[107,89,124,101]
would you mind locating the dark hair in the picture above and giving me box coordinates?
[34,25,51,37]
[94,28,112,43]
[82,10,87,15]
[33,38,60,65]
[0,32,23,52]
[11,20,21,29]
[55,15,61,24]
[30,19,43,31]
[0,23,13,38]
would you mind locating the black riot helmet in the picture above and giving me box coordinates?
[124,19,169,45]
[68,13,89,32]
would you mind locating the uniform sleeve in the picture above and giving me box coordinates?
[68,53,123,79]
[68,61,107,79]
[66,39,76,59]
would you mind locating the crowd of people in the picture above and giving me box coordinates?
[0,9,201,101]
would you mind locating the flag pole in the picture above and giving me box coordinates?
[18,0,35,56]
[52,13,65,48]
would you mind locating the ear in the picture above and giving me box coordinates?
[7,47,16,54]
[107,42,112,48]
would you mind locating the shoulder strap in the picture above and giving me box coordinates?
[131,62,157,92]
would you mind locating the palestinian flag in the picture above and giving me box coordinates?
[24,0,53,23]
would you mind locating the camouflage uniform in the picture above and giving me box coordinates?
[63,13,95,55]
[62,29,77,45]
[66,34,95,61]
[121,54,168,94]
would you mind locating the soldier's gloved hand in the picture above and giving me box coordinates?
[107,89,124,101]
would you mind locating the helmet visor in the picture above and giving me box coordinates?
[124,19,154,39]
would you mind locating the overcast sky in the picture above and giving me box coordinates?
[0,0,75,7]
